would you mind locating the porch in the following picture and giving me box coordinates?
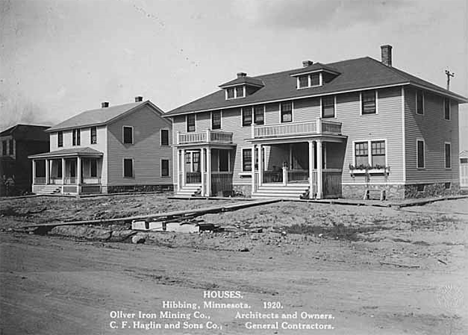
[29,148,103,195]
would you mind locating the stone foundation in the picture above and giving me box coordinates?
[342,184,405,200]
[107,184,174,194]
[404,182,460,199]
[233,184,252,197]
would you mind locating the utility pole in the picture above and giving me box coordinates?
[445,70,454,90]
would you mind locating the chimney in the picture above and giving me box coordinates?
[101,101,109,108]
[381,45,393,67]
[237,72,247,78]
[302,60,313,68]
[135,96,143,102]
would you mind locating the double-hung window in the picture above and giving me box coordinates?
[242,148,252,172]
[242,107,252,126]
[58,131,63,147]
[72,129,80,146]
[416,90,424,115]
[187,115,196,132]
[417,140,425,168]
[91,127,97,144]
[281,102,292,123]
[123,126,133,144]
[445,142,451,169]
[362,90,377,114]
[254,105,264,125]
[354,140,386,168]
[123,159,133,177]
[161,159,170,177]
[444,98,451,120]
[212,111,221,129]
[322,96,335,118]
[160,129,169,146]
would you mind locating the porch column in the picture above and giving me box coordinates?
[77,157,82,185]
[32,160,36,185]
[258,144,263,187]
[181,149,186,188]
[316,140,323,199]
[251,145,256,193]
[308,140,314,199]
[61,158,66,185]
[206,148,212,196]
[201,148,206,196]
[45,159,50,185]
[176,149,180,191]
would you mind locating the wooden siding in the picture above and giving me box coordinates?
[107,105,173,186]
[404,88,460,183]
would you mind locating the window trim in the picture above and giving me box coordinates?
[280,101,293,123]
[123,158,134,178]
[122,126,134,144]
[321,95,336,118]
[242,107,253,126]
[186,114,196,133]
[444,142,451,169]
[160,128,170,146]
[211,110,222,130]
[416,90,424,115]
[360,90,378,115]
[8,139,13,155]
[160,158,170,177]
[416,139,425,169]
[90,126,97,144]
[241,148,253,172]
[444,98,451,120]
[352,139,388,168]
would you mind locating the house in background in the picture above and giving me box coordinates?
[0,124,50,196]
[29,97,173,195]
[165,45,467,199]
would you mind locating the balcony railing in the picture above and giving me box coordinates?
[178,130,233,145]
[253,118,342,139]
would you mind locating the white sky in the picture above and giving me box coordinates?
[1,0,467,149]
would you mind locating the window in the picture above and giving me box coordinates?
[416,90,424,115]
[322,96,335,118]
[235,86,244,98]
[310,73,320,86]
[57,160,62,178]
[2,141,7,155]
[354,140,386,167]
[242,149,252,172]
[354,142,369,166]
[160,129,169,146]
[91,127,97,144]
[227,87,235,99]
[90,159,97,177]
[254,105,264,125]
[187,115,195,132]
[298,75,308,88]
[444,98,451,120]
[161,159,170,177]
[72,129,80,146]
[297,73,321,88]
[123,126,133,144]
[281,102,292,123]
[212,111,221,129]
[362,90,377,114]
[123,159,133,177]
[242,108,252,126]
[8,140,13,155]
[58,131,63,147]
[417,140,425,168]
[445,142,451,169]
[371,141,385,166]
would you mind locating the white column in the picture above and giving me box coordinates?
[45,159,50,185]
[308,140,314,199]
[77,157,81,185]
[181,149,186,187]
[251,145,256,193]
[32,160,36,185]
[201,148,206,196]
[61,158,66,185]
[258,144,263,187]
[317,140,323,199]
[206,148,212,196]
[176,150,180,191]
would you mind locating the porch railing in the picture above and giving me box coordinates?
[186,172,201,184]
[64,177,77,184]
[178,130,233,145]
[288,169,309,182]
[263,170,282,183]
[82,177,101,185]
[253,118,342,139]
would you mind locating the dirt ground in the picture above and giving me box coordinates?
[0,194,467,335]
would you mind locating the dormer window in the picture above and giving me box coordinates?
[220,72,264,100]
[227,88,235,99]
[297,73,322,89]
[235,86,244,98]
[226,86,245,100]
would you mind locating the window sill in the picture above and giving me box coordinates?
[350,168,390,175]
[239,172,252,178]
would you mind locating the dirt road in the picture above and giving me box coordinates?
[1,195,467,334]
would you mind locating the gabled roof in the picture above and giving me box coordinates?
[165,57,468,117]
[0,124,50,141]
[47,100,166,132]
[29,147,103,159]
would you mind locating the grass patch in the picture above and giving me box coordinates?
[284,223,389,241]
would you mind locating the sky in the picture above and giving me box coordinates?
[1,0,467,149]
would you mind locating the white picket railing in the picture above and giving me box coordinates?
[178,130,233,145]
[253,118,342,139]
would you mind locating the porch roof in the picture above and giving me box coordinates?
[248,134,347,145]
[29,147,103,159]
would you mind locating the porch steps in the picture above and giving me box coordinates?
[35,185,61,195]
[176,184,202,197]
[252,184,309,200]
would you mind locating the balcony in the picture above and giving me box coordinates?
[252,118,342,139]
[177,130,233,145]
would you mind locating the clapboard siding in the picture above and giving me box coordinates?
[107,105,172,186]
[405,88,460,182]
[293,97,321,122]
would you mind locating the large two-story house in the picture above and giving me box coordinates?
[165,45,467,199]
[29,97,173,195]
